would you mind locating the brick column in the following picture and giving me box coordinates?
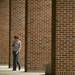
[11,0,25,66]
[56,0,75,75]
[0,0,9,64]
[27,0,52,71]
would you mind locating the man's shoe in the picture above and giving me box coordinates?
[19,67,21,70]
[12,69,16,71]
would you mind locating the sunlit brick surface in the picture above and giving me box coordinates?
[0,0,9,64]
[56,0,75,75]
[11,0,25,65]
[27,0,52,71]
[0,0,52,71]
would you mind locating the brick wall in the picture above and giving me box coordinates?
[0,0,9,64]
[0,0,75,73]
[56,0,75,75]
[0,0,52,72]
[27,0,52,71]
[11,0,25,66]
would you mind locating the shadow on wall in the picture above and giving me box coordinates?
[45,64,51,75]
[0,0,8,8]
[0,0,5,6]
[0,0,5,3]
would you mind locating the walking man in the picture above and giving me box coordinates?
[12,35,21,71]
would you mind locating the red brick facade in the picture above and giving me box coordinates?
[0,0,52,71]
[0,0,75,74]
[56,0,75,75]
[0,0,9,64]
[11,0,52,71]
[11,0,25,66]
[27,0,52,71]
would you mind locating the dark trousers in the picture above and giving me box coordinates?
[13,51,21,70]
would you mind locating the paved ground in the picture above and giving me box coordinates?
[0,65,45,75]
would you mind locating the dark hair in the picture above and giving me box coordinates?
[14,36,19,39]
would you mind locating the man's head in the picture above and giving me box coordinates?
[14,36,19,40]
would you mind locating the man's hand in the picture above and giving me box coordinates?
[16,51,19,54]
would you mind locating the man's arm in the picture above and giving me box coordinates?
[19,41,21,52]
[16,40,21,54]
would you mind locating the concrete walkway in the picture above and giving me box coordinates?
[0,65,45,75]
